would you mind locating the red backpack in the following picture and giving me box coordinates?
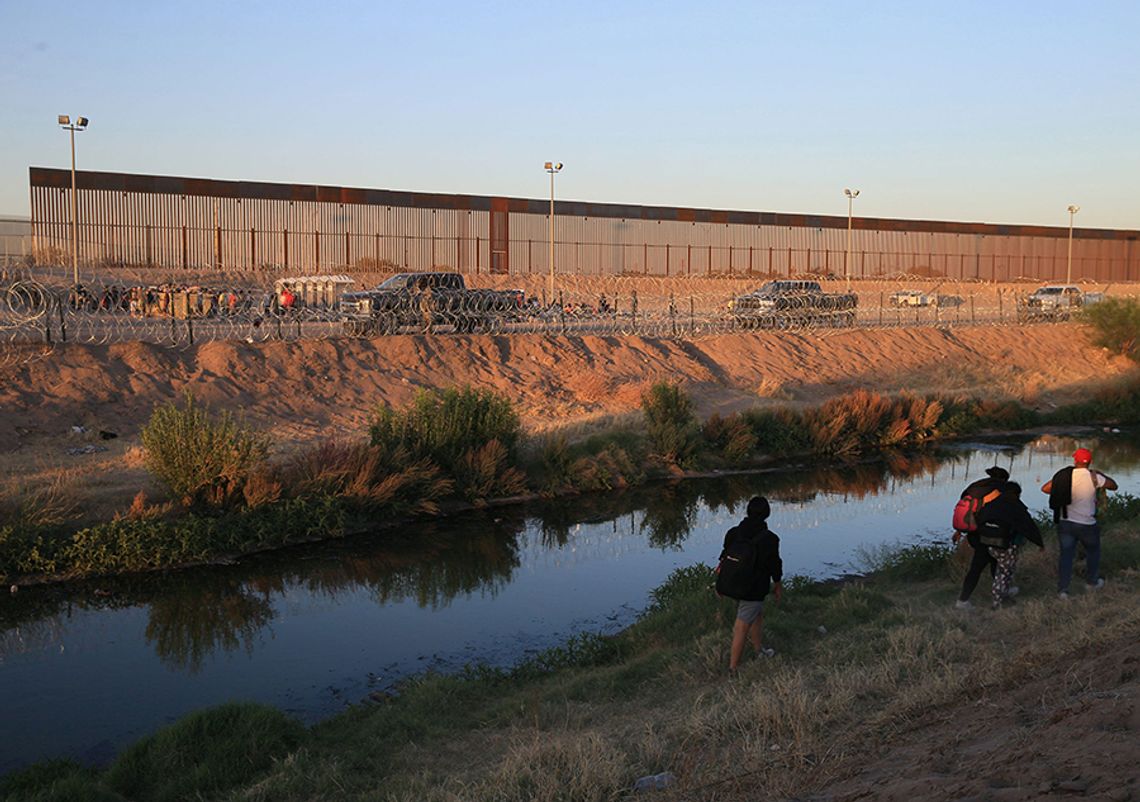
[952,488,1001,532]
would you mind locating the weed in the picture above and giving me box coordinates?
[0,759,117,802]
[1079,296,1140,360]
[105,702,306,802]
[856,540,955,582]
[140,392,269,509]
[370,386,521,480]
[744,407,813,455]
[641,382,699,466]
[702,413,758,465]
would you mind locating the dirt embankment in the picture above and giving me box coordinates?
[1,323,1131,453]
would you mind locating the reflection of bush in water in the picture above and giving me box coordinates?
[145,583,273,673]
[364,528,522,610]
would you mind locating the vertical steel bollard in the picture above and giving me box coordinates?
[58,301,66,343]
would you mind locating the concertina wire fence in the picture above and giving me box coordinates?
[0,257,1128,371]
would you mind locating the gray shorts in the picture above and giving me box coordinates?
[736,599,764,624]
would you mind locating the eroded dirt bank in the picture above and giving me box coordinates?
[1,323,1131,452]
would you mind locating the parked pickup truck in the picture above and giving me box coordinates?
[729,279,858,328]
[1020,284,1104,320]
[340,272,523,334]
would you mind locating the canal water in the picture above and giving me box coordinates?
[2,432,1138,775]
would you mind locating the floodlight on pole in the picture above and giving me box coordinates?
[545,161,563,303]
[1066,204,1080,285]
[844,188,860,291]
[59,114,90,287]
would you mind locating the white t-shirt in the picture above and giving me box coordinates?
[1064,467,1107,526]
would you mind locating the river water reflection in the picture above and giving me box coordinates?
[2,432,1138,774]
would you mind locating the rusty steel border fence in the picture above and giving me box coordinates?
[3,167,1138,369]
[26,167,1140,282]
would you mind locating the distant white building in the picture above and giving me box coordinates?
[0,215,32,261]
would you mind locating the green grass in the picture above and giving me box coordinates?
[104,702,305,802]
[6,516,1140,801]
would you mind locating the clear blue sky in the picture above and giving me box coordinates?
[2,1,1138,229]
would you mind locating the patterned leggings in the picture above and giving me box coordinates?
[987,545,1018,608]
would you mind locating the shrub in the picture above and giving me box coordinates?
[1080,296,1140,360]
[744,407,812,456]
[857,540,955,582]
[370,386,521,478]
[1044,374,1140,425]
[141,392,269,508]
[641,382,699,466]
[702,413,758,465]
[534,433,642,494]
[105,702,306,802]
[0,759,118,802]
[455,439,528,502]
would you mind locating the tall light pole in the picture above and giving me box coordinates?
[844,188,860,290]
[544,161,563,303]
[1066,204,1080,284]
[58,115,90,287]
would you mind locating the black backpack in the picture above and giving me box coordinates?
[716,530,762,600]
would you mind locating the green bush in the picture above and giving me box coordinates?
[533,432,643,495]
[702,413,758,465]
[857,540,955,582]
[743,407,812,456]
[1080,296,1140,360]
[141,392,269,508]
[370,386,521,481]
[1044,375,1140,425]
[641,382,699,466]
[0,759,117,802]
[936,395,1040,437]
[105,702,306,802]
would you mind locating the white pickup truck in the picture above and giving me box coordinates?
[1021,284,1104,320]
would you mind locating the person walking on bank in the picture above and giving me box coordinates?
[1042,448,1118,598]
[715,496,783,674]
[968,481,1043,610]
[954,466,1009,608]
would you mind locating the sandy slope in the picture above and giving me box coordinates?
[1,323,1131,454]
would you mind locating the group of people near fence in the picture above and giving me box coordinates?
[65,283,266,319]
[714,448,1117,674]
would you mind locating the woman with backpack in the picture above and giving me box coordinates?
[957,480,1043,610]
[716,496,783,674]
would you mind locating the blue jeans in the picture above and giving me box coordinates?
[1057,520,1101,592]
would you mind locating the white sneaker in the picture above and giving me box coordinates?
[1004,586,1020,598]
[1058,590,1070,600]
[955,600,972,610]
[1088,578,1106,590]
[757,647,776,658]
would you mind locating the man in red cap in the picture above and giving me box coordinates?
[1041,448,1118,598]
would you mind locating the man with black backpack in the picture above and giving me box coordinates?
[716,496,783,674]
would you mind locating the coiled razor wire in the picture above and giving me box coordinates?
[0,261,1123,371]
